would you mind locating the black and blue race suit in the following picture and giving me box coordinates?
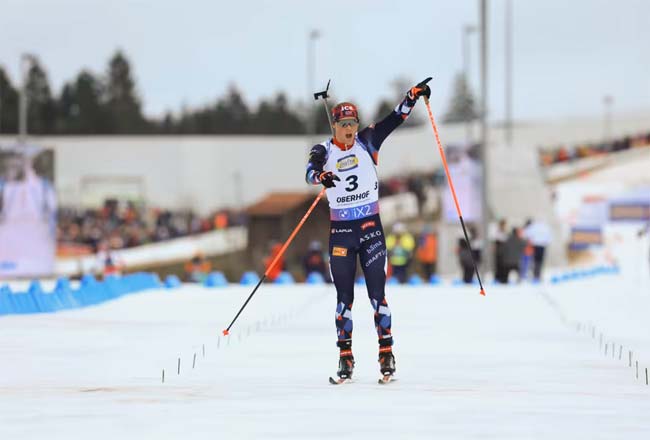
[305,95,417,349]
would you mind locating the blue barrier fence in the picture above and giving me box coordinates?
[549,265,619,284]
[0,272,162,317]
[205,271,228,287]
[2,263,616,317]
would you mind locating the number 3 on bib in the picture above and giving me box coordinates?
[345,175,358,192]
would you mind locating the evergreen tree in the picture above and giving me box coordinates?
[443,73,478,123]
[314,106,331,134]
[57,70,106,134]
[3,51,324,135]
[373,99,394,122]
[161,111,174,134]
[25,58,57,134]
[307,95,336,135]
[56,82,76,133]
[74,71,107,133]
[105,50,146,133]
[0,66,19,134]
[176,104,198,134]
[212,85,250,133]
[226,86,249,125]
[253,99,276,134]
[270,93,304,134]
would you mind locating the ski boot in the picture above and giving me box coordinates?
[378,350,396,376]
[329,340,355,384]
[337,353,355,379]
[378,340,396,383]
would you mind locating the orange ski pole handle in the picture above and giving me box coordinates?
[222,188,326,335]
[423,96,486,296]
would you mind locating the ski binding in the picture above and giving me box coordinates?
[378,374,396,385]
[329,376,352,385]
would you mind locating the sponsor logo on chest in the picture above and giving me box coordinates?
[336,191,370,204]
[336,154,359,172]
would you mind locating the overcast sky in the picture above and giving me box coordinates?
[1,0,649,121]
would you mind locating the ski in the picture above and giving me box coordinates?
[329,376,395,385]
[378,375,396,385]
[329,376,352,385]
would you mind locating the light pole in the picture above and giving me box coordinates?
[603,95,613,142]
[505,0,513,148]
[307,30,320,145]
[0,75,3,135]
[19,53,36,144]
[463,24,477,145]
[479,0,490,272]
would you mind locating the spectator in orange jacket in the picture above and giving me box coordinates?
[264,242,284,282]
[184,252,212,283]
[416,224,438,280]
[214,212,228,229]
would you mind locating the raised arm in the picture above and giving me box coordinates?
[358,78,431,162]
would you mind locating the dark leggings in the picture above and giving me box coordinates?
[329,214,392,347]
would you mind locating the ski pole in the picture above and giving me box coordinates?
[313,79,335,136]
[423,95,486,296]
[222,187,326,335]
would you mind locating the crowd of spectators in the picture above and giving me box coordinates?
[539,130,650,167]
[293,222,440,285]
[450,217,552,284]
[57,170,443,258]
[192,213,552,285]
[379,169,445,213]
[292,217,551,285]
[57,199,246,255]
[486,218,552,284]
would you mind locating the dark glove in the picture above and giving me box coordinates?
[407,77,432,101]
[318,171,340,188]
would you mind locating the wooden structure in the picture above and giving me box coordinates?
[246,191,330,279]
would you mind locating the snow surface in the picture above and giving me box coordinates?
[1,274,650,439]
